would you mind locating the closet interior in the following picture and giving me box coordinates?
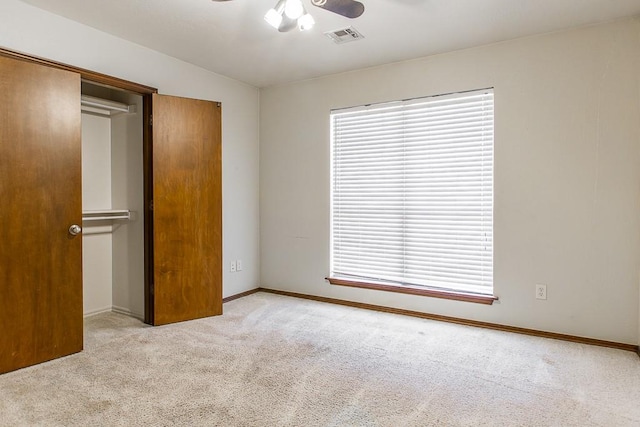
[81,82,144,319]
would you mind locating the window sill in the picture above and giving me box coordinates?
[326,277,498,305]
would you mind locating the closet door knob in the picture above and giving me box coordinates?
[68,224,82,236]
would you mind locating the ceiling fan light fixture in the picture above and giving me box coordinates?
[265,0,316,33]
[264,0,286,29]
[298,13,315,31]
[264,9,283,29]
[284,0,304,19]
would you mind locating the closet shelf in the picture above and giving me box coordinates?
[82,210,132,221]
[81,95,135,116]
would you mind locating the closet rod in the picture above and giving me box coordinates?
[81,95,132,114]
[82,210,132,221]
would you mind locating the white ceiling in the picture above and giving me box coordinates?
[19,0,640,88]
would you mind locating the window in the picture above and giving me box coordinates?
[330,89,494,298]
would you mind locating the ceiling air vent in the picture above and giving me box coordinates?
[324,26,364,44]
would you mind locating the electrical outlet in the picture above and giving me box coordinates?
[236,259,243,271]
[230,261,236,273]
[535,284,547,300]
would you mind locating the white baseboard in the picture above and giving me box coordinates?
[112,305,144,321]
[83,306,144,321]
[83,307,113,318]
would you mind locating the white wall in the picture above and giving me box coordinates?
[260,18,640,344]
[111,92,145,319]
[81,113,113,316]
[0,0,261,299]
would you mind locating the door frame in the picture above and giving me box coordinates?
[0,47,158,324]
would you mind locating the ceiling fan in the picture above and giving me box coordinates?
[212,0,365,32]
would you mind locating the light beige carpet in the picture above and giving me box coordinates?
[1,292,639,426]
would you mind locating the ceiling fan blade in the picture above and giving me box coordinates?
[311,0,364,19]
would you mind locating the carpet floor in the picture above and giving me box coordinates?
[1,292,639,426]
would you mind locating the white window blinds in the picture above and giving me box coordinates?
[330,89,494,295]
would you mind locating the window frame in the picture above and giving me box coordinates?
[328,88,497,305]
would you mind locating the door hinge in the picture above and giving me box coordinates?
[149,114,153,126]
[149,200,154,211]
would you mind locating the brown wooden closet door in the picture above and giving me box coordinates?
[151,94,222,325]
[0,56,83,374]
